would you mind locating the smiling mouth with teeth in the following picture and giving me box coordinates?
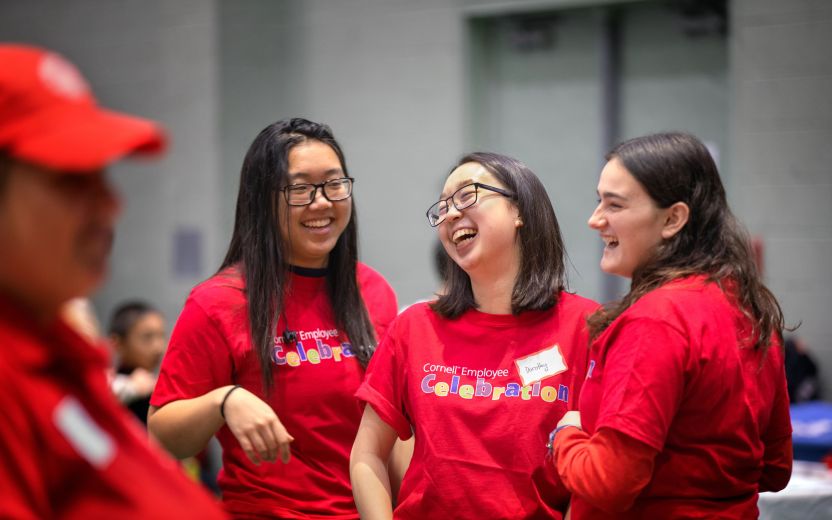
[303,218,332,229]
[452,228,478,245]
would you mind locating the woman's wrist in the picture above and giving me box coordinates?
[219,384,242,420]
[547,423,582,453]
[555,423,581,435]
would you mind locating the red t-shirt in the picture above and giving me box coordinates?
[357,292,598,520]
[0,296,226,519]
[575,276,792,519]
[151,263,398,519]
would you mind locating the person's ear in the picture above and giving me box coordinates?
[661,202,689,239]
[110,334,125,354]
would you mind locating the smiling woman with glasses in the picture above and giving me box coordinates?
[351,151,599,519]
[148,117,401,518]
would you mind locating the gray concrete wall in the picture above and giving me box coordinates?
[4,0,829,388]
[0,0,223,329]
[730,0,832,379]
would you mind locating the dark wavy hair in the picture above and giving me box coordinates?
[587,132,786,354]
[431,152,566,318]
[220,118,376,392]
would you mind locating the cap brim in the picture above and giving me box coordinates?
[11,105,166,172]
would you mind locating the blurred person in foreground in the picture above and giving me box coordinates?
[0,44,225,518]
[551,132,792,518]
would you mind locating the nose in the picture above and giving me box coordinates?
[444,202,463,223]
[588,204,605,230]
[308,186,333,210]
[152,334,166,356]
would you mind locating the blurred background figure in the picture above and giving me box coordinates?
[107,300,166,424]
[786,336,822,404]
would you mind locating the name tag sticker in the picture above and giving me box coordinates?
[514,344,567,387]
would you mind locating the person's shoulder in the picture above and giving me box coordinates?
[635,275,715,310]
[397,300,434,321]
[357,262,397,304]
[557,290,601,315]
[620,275,723,335]
[357,262,391,287]
[181,268,247,325]
[375,301,435,350]
[189,268,245,302]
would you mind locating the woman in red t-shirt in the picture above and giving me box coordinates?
[148,118,400,518]
[351,152,598,519]
[551,132,792,519]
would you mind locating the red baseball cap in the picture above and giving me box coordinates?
[0,44,166,172]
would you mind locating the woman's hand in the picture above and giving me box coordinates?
[557,410,582,430]
[223,387,294,465]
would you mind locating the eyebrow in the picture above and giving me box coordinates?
[598,190,628,201]
[287,168,344,182]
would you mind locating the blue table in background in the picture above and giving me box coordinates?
[791,401,832,462]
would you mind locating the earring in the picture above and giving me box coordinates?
[515,218,524,228]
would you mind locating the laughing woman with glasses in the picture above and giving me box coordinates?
[350,152,599,519]
[148,118,399,518]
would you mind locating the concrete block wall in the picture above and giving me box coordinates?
[0,0,223,329]
[4,0,829,385]
[730,0,832,379]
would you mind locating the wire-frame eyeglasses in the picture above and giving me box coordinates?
[425,182,514,227]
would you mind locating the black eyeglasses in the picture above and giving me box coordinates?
[426,182,514,227]
[279,177,355,206]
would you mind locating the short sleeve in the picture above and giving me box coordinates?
[595,317,687,451]
[151,297,234,407]
[358,265,399,342]
[355,318,411,440]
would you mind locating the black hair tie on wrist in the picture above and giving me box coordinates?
[220,384,242,420]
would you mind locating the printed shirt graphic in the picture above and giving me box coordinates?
[358,292,598,520]
[575,276,792,519]
[152,264,397,519]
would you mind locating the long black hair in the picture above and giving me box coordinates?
[431,152,566,318]
[587,132,786,354]
[220,118,376,392]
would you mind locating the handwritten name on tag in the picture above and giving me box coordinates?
[514,344,567,387]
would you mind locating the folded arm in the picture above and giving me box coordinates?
[554,426,658,514]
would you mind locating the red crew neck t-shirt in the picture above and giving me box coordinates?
[358,292,598,519]
[574,276,792,519]
[152,263,397,519]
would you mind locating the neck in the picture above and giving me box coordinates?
[469,267,517,315]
